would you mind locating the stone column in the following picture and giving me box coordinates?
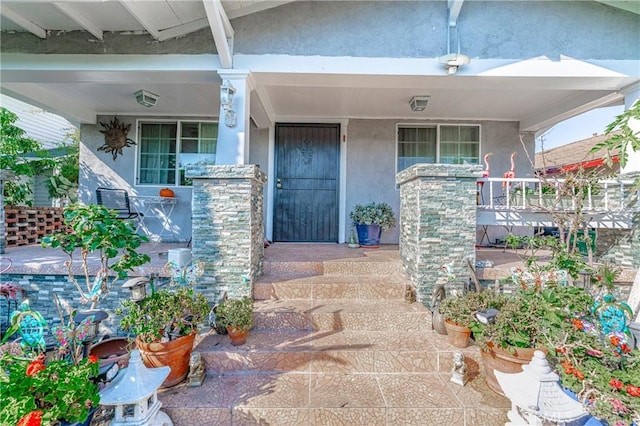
[185,164,267,301]
[397,164,482,305]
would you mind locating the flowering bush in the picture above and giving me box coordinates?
[0,353,99,425]
[0,303,101,425]
[552,299,640,425]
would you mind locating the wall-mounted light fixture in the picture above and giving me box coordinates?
[135,90,159,108]
[220,80,237,127]
[409,96,430,112]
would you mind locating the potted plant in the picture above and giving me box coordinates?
[215,296,254,346]
[116,287,210,387]
[474,284,594,396]
[349,202,396,248]
[0,305,101,426]
[41,203,151,310]
[438,289,506,348]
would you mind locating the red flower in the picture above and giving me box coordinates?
[88,354,98,364]
[17,411,43,426]
[626,385,640,397]
[621,344,631,354]
[556,346,566,354]
[25,359,45,377]
[571,318,584,330]
[610,335,621,347]
[573,369,585,380]
[561,359,574,374]
[610,378,624,390]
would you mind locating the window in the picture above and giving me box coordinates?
[397,124,480,172]
[137,121,218,186]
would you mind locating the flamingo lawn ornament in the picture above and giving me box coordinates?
[482,152,493,178]
[502,152,517,188]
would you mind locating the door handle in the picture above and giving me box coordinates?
[276,178,282,189]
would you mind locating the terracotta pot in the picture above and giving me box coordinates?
[136,332,196,387]
[227,326,249,346]
[443,320,471,348]
[480,344,547,396]
[89,337,134,369]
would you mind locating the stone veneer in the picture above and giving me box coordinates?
[598,222,640,269]
[185,164,267,301]
[0,274,150,337]
[397,164,482,305]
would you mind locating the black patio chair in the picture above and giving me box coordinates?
[95,187,142,220]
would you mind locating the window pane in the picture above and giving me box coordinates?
[439,125,480,164]
[397,126,436,172]
[138,121,218,186]
[178,122,218,185]
[138,123,176,185]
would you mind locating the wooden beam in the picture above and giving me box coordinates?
[119,0,160,40]
[1,5,47,39]
[53,2,103,41]
[157,18,210,42]
[203,0,233,69]
[448,0,464,27]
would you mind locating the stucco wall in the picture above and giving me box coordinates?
[80,115,215,243]
[2,2,637,60]
[346,118,528,244]
[234,1,639,60]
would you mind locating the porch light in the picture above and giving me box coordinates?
[99,349,173,426]
[409,96,430,112]
[220,80,237,127]
[122,277,150,302]
[135,90,159,108]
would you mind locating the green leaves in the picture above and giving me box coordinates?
[42,204,151,308]
[589,100,640,169]
[350,202,396,231]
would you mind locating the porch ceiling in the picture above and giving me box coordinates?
[0,0,637,133]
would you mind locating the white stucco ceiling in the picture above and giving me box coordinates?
[0,0,638,136]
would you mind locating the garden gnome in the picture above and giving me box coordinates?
[450,351,468,386]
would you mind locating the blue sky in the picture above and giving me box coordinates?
[535,105,624,152]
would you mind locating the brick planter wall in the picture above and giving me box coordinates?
[4,207,66,247]
[397,164,482,305]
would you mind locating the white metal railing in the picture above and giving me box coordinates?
[476,177,639,212]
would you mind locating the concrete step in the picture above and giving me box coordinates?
[253,274,411,301]
[196,328,468,375]
[262,249,404,277]
[252,299,431,332]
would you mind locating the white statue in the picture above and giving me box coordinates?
[450,351,467,386]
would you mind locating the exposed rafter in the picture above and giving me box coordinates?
[0,4,47,39]
[448,0,465,26]
[53,2,103,41]
[203,0,234,69]
[156,18,210,42]
[119,0,160,40]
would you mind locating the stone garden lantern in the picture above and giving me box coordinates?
[99,349,173,426]
[495,350,589,425]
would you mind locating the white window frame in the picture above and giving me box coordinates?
[395,123,482,176]
[135,119,218,187]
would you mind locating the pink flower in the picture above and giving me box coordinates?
[609,398,628,414]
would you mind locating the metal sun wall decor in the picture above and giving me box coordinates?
[98,116,136,160]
